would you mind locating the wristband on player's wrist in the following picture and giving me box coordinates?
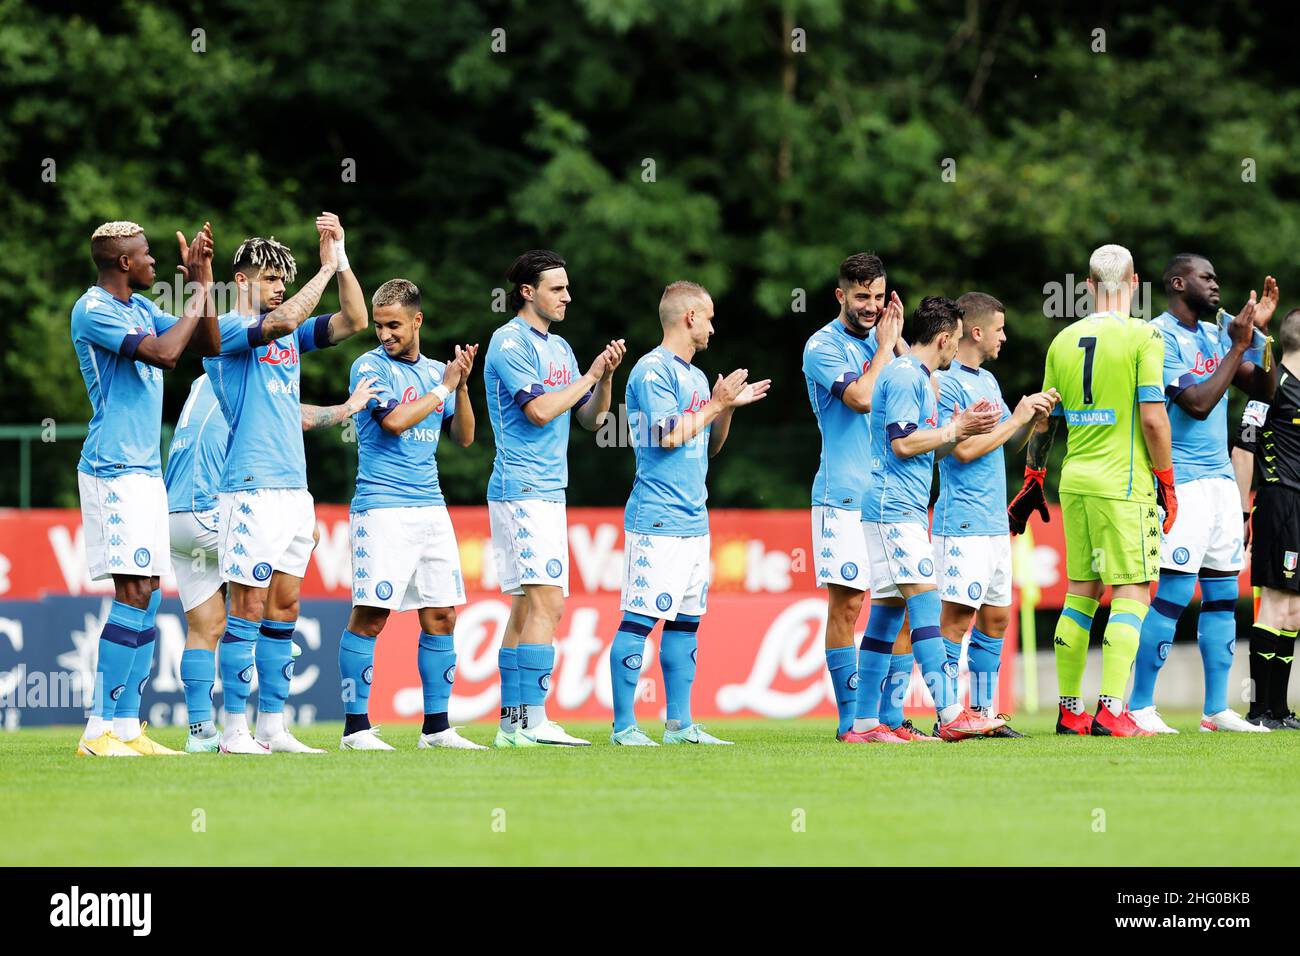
[334,236,350,273]
[431,384,451,403]
[1024,466,1047,483]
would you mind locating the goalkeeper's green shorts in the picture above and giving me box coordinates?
[1060,492,1160,585]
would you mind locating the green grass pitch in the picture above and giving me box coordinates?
[3,715,1298,866]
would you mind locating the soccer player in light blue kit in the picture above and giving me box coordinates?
[72,219,219,757]
[1129,257,1278,734]
[485,250,626,747]
[802,253,922,742]
[204,213,369,754]
[609,281,770,745]
[858,296,1005,742]
[932,292,1056,738]
[166,373,378,752]
[337,278,486,752]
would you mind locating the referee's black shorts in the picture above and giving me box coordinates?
[1251,484,1300,592]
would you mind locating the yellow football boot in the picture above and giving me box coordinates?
[117,723,187,756]
[76,732,141,757]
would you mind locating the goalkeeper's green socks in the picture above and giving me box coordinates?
[1099,597,1148,713]
[1054,592,1098,712]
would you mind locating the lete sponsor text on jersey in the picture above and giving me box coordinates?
[543,362,573,387]
[258,339,299,367]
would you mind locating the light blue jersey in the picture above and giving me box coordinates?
[1155,311,1265,484]
[71,286,180,477]
[802,319,880,509]
[350,346,457,511]
[203,310,334,492]
[624,346,713,536]
[483,316,588,502]
[934,361,1011,535]
[862,355,938,526]
[164,375,229,514]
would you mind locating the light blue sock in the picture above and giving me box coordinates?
[256,619,296,714]
[967,628,1004,712]
[94,600,149,721]
[339,629,376,716]
[856,603,905,725]
[611,613,656,732]
[516,643,555,706]
[906,590,954,714]
[116,594,159,720]
[826,646,857,735]
[417,631,456,716]
[1198,576,1238,715]
[219,616,259,717]
[181,648,216,724]
[661,615,700,728]
[1131,572,1194,710]
[498,646,519,728]
[879,653,914,728]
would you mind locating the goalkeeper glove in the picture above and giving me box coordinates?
[1153,466,1177,533]
[1007,467,1049,535]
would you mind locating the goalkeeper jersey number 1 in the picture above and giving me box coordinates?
[1042,312,1165,502]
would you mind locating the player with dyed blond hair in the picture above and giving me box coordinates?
[73,219,219,756]
[1011,243,1176,737]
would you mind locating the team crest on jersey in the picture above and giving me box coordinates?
[968,582,983,601]
[133,548,150,568]
[655,592,673,611]
[1172,547,1190,566]
[258,339,299,367]
[840,562,858,581]
[253,562,272,582]
[546,559,563,578]
[918,558,934,577]
[376,581,393,601]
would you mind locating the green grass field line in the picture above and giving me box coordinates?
[3,715,1297,866]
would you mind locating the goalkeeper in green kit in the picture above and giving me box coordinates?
[1009,244,1177,737]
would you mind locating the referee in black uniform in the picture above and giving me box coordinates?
[1248,307,1300,729]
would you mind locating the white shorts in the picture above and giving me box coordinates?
[1161,475,1245,572]
[350,506,466,611]
[621,531,710,620]
[812,506,871,591]
[863,520,936,598]
[933,534,1013,609]
[217,488,316,586]
[78,472,171,581]
[488,499,569,597]
[169,509,223,611]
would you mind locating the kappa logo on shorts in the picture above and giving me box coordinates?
[546,559,563,578]
[234,522,251,535]
[638,536,654,548]
[253,562,272,582]
[516,527,533,539]
[355,526,369,538]
[898,566,912,578]
[947,544,963,558]
[232,543,248,556]
[622,654,643,670]
[887,527,902,541]
[133,547,150,567]
[362,665,374,685]
[917,558,934,577]
[520,548,535,560]
[354,587,368,600]
[355,568,370,580]
[108,513,123,526]
[633,575,649,588]
[656,592,673,611]
[226,563,244,577]
[354,546,369,558]
[945,584,958,597]
[375,581,393,601]
[105,490,121,504]
[513,507,527,519]
[634,555,651,568]
[1172,547,1190,566]
[821,548,833,559]
[946,565,960,578]
[819,567,831,578]
[110,556,124,568]
[821,526,836,539]
[238,665,254,684]
[630,596,647,608]
[109,534,124,546]
[238,503,253,515]
[893,546,907,559]
[840,562,858,581]
[968,582,983,601]
[522,567,538,580]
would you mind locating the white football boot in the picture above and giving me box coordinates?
[340,726,396,751]
[1129,706,1179,735]
[259,730,326,753]
[1200,708,1270,733]
[220,727,271,755]
[516,719,591,746]
[418,727,488,750]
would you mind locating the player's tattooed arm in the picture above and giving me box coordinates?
[317,213,369,344]
[257,226,338,343]
[300,377,378,431]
